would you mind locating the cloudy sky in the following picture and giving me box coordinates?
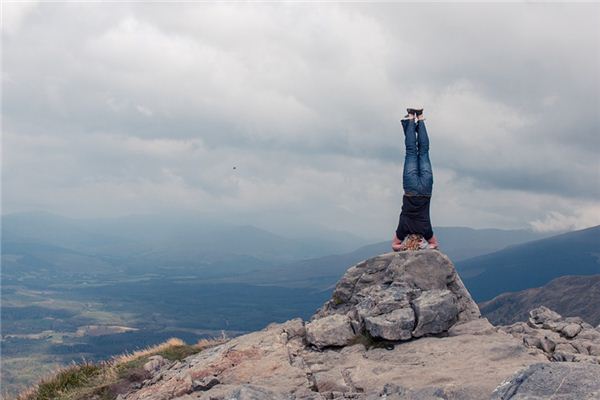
[2,2,599,239]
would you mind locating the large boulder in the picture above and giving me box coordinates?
[411,289,459,337]
[305,314,355,349]
[364,307,415,341]
[307,250,481,347]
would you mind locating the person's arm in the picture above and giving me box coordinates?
[392,233,403,251]
[427,234,439,249]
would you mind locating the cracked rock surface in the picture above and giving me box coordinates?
[121,316,547,400]
[491,363,600,399]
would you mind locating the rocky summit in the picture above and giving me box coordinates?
[117,250,600,400]
[308,250,481,346]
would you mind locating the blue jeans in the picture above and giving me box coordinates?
[401,119,433,196]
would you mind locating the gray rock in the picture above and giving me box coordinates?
[571,339,591,355]
[192,377,219,391]
[522,336,555,353]
[552,352,577,362]
[448,318,495,336]
[367,383,449,400]
[522,336,542,349]
[281,318,306,340]
[305,314,355,349]
[491,362,600,399]
[311,251,480,343]
[498,321,534,336]
[577,328,600,341]
[380,383,408,396]
[222,385,288,399]
[356,284,412,316]
[500,306,600,364]
[589,344,600,356]
[411,289,459,338]
[364,308,415,340]
[528,306,562,328]
[143,355,168,372]
[554,342,577,354]
[539,337,556,354]
[541,319,567,332]
[561,323,583,338]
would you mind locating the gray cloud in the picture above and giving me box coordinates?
[2,2,599,238]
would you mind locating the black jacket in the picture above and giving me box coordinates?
[395,195,433,240]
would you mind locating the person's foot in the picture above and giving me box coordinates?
[407,107,424,117]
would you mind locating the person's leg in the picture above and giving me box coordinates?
[402,116,419,195]
[416,117,433,195]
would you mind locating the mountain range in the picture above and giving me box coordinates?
[1,211,553,287]
[457,225,600,302]
[480,274,600,326]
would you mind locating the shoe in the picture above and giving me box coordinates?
[407,107,424,116]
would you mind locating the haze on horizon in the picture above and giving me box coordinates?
[2,2,599,239]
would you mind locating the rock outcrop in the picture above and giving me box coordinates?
[116,250,600,400]
[120,316,546,400]
[308,251,481,348]
[499,305,600,364]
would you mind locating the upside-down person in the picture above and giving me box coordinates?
[392,107,439,251]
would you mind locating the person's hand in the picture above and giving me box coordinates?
[391,233,403,252]
[427,235,439,249]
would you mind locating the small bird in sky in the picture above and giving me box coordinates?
[232,166,237,170]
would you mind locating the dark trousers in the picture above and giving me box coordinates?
[401,119,433,196]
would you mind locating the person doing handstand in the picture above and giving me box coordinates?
[392,107,439,251]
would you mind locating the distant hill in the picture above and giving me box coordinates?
[1,211,551,285]
[1,211,368,288]
[433,226,553,261]
[0,211,365,273]
[215,227,553,290]
[458,225,600,302]
[480,274,600,326]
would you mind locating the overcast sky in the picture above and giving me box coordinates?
[2,2,599,239]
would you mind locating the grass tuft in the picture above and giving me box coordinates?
[19,362,101,400]
[15,337,226,400]
[331,294,344,306]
